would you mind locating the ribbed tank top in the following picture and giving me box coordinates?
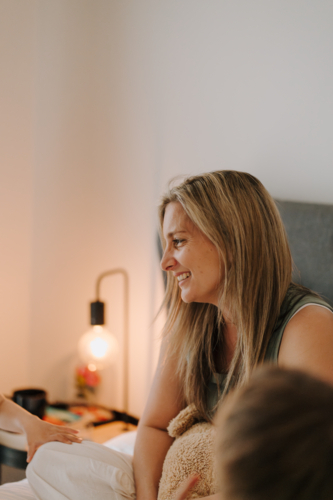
[206,285,333,413]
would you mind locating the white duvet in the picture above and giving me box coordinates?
[0,431,137,500]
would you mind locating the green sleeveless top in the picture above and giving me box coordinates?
[206,285,333,412]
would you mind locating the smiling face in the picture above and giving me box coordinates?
[161,202,221,306]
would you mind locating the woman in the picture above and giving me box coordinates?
[25,171,333,500]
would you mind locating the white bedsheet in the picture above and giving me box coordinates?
[0,431,137,500]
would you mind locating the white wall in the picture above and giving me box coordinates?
[134,0,333,202]
[28,1,160,415]
[0,1,34,395]
[0,0,332,417]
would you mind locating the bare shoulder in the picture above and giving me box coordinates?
[278,305,333,384]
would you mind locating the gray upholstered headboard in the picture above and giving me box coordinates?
[276,200,333,306]
[157,199,333,306]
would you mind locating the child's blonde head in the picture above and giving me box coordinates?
[216,366,333,500]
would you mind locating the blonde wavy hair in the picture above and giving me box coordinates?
[158,171,292,421]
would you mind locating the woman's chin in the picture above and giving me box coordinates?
[180,292,192,303]
[180,290,196,303]
[181,291,218,306]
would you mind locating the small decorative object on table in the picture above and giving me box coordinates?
[75,364,101,402]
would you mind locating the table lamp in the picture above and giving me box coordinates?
[78,268,129,418]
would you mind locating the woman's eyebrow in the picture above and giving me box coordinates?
[166,230,188,238]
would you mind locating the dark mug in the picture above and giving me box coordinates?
[13,389,47,419]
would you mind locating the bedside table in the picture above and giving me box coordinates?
[88,421,137,444]
[47,404,138,443]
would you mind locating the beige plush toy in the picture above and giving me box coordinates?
[158,404,218,500]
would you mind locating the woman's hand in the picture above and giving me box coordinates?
[0,394,82,462]
[24,417,82,462]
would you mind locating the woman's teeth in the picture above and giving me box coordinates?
[177,272,191,282]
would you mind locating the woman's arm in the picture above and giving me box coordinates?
[133,339,185,500]
[0,394,82,462]
[278,305,333,384]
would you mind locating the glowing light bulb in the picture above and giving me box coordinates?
[89,336,108,358]
[78,325,119,370]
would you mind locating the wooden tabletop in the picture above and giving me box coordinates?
[71,419,137,444]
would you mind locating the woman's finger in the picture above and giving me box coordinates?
[175,475,200,500]
[59,426,80,434]
[50,432,82,443]
[27,444,37,463]
[55,433,82,443]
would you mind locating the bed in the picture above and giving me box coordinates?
[1,198,333,499]
[0,431,137,499]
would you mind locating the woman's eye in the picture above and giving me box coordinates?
[173,239,185,248]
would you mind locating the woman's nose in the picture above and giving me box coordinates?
[160,248,177,272]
